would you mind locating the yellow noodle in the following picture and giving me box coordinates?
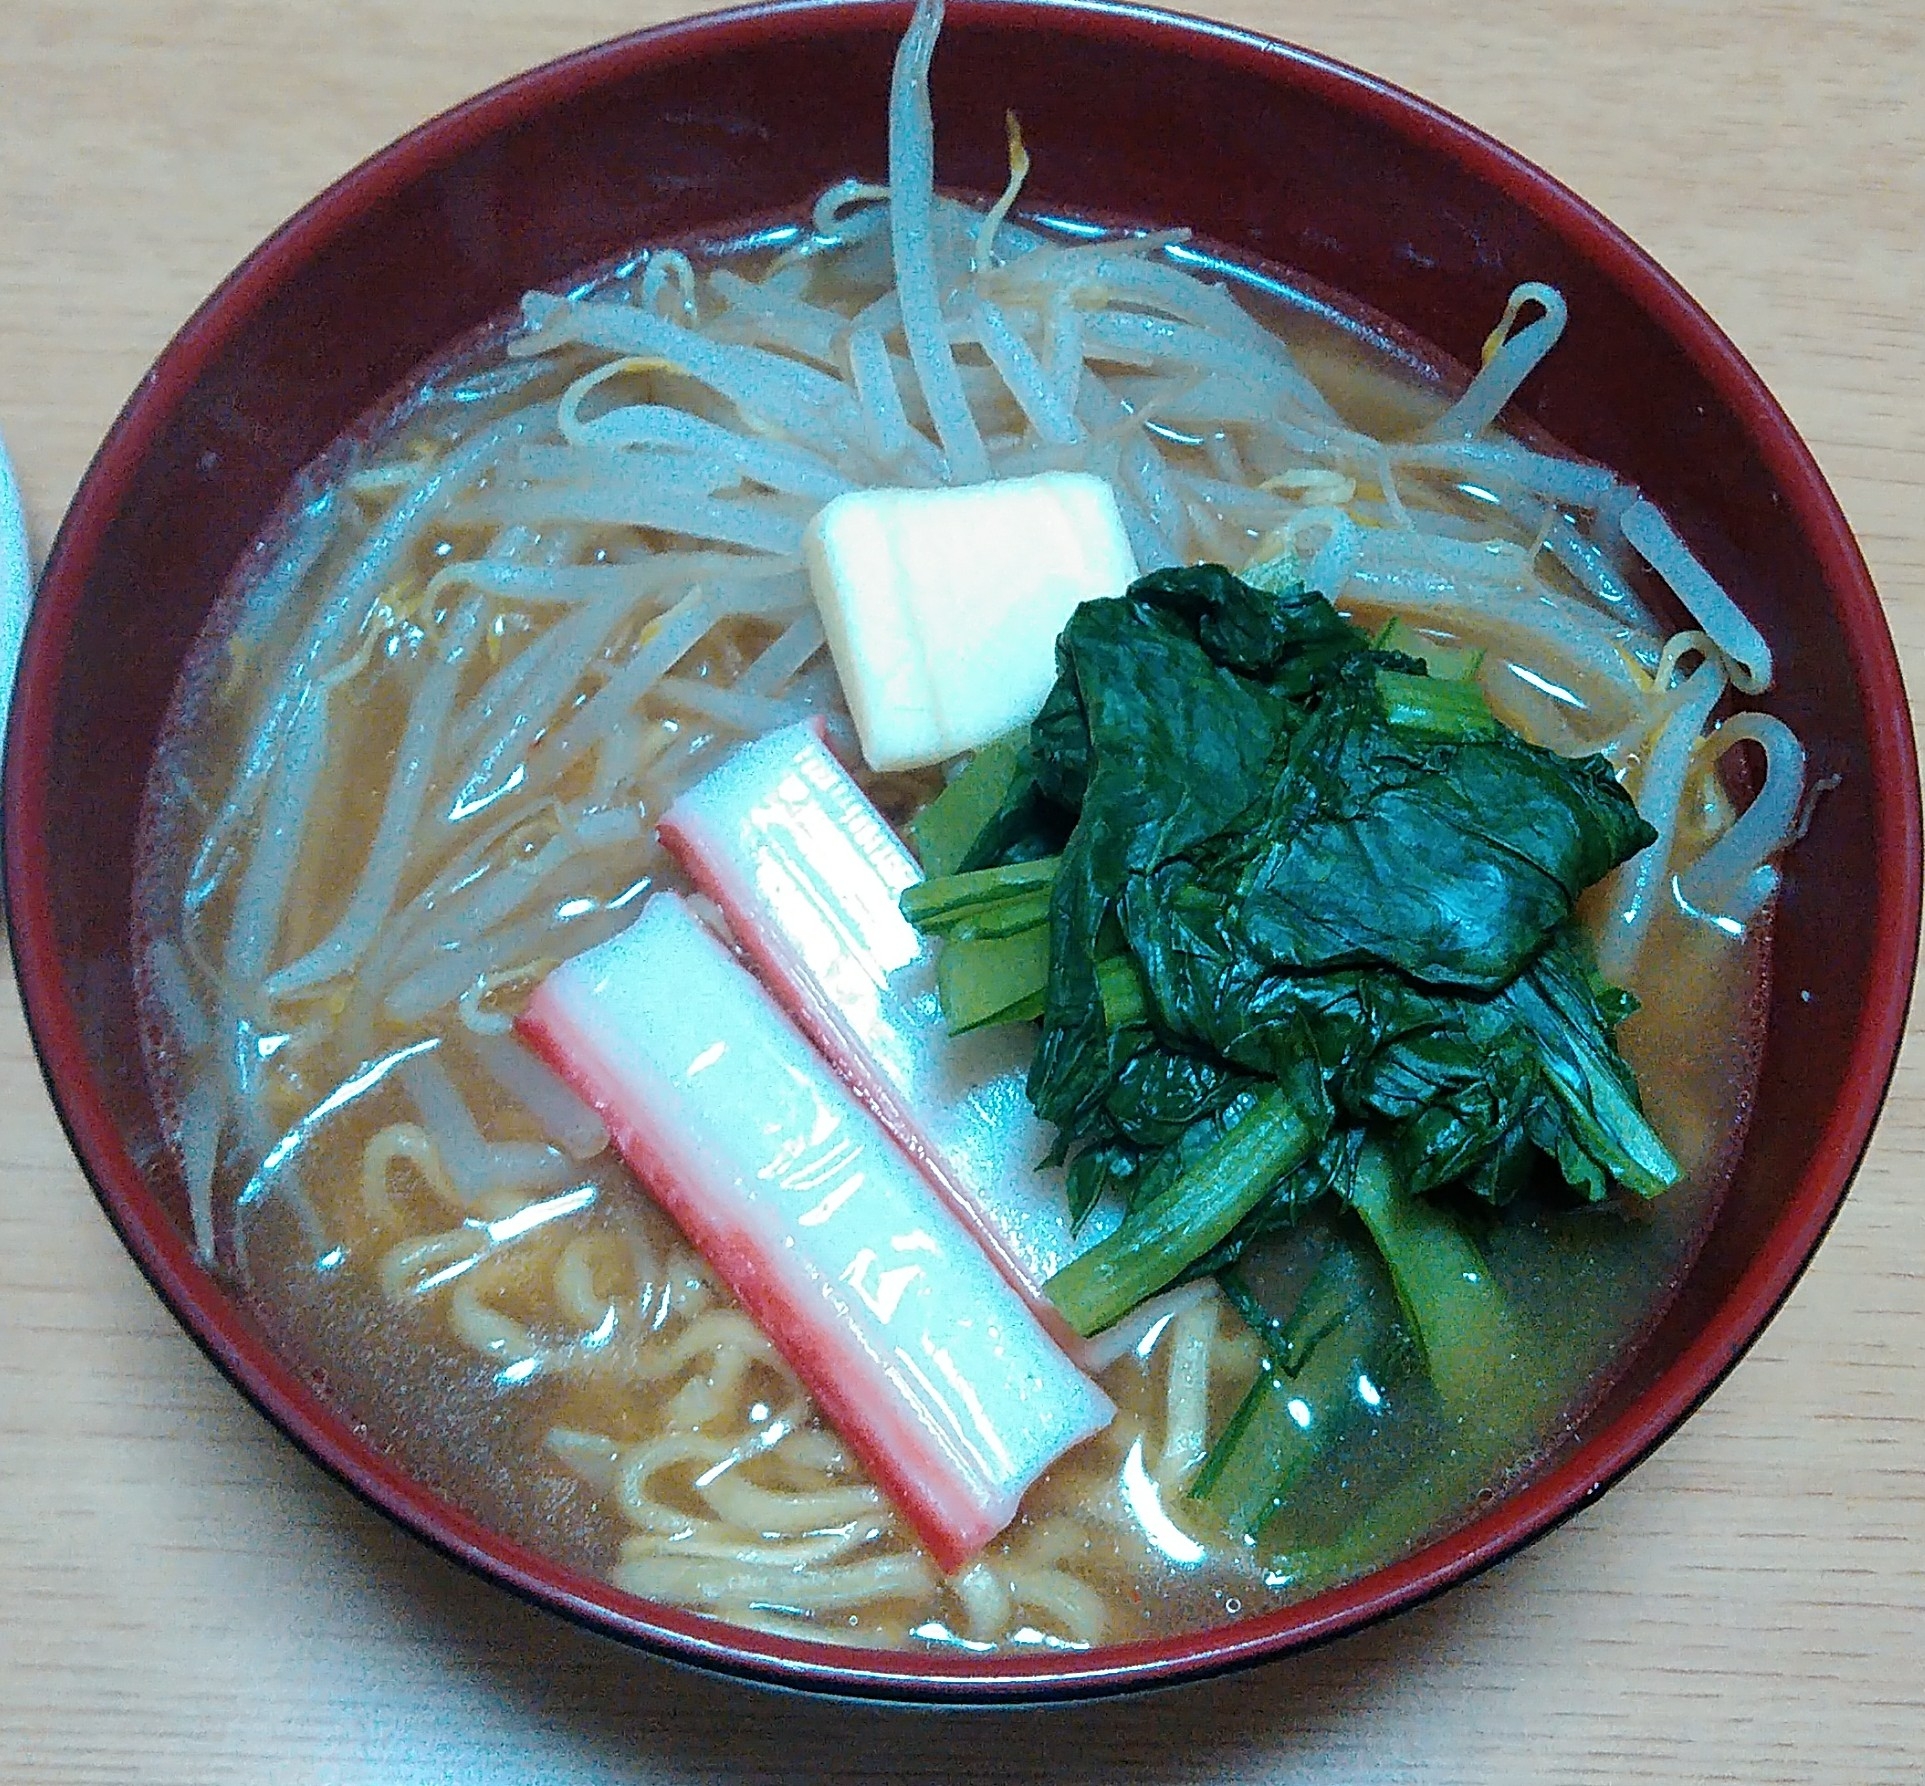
[951,1562,1013,1642]
[614,1548,936,1614]
[1009,1567,1107,1646]
[697,1469,884,1535]
[553,1230,627,1329]
[448,1278,544,1367]
[544,1426,625,1493]
[360,1122,457,1226]
[378,1224,486,1301]
[1158,1296,1218,1492]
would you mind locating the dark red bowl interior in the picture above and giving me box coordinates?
[5,0,1917,1703]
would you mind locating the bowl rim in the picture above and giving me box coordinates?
[5,0,1919,1705]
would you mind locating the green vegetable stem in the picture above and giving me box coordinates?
[898,562,1679,1500]
[1190,1235,1410,1540]
[1342,1139,1515,1413]
[934,926,1050,1033]
[909,730,1032,879]
[1045,1083,1324,1337]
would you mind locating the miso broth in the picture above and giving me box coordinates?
[133,207,1770,1654]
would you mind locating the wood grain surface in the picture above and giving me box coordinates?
[2,2,1920,1780]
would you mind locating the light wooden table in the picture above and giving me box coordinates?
[3,2,1920,1780]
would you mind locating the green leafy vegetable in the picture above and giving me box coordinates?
[1373,667,1501,740]
[1046,1073,1327,1337]
[1341,1136,1513,1411]
[900,562,1677,1419]
[1190,1233,1411,1540]
[1202,656,1655,993]
[899,856,1057,940]
[909,730,1031,878]
[933,927,1051,1033]
[1373,615,1484,684]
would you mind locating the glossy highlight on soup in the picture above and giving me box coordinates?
[130,0,1803,1657]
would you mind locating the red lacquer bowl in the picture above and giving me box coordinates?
[5,0,1917,1704]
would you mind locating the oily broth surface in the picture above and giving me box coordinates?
[134,221,1765,1652]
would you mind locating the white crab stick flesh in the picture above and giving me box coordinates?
[658,720,1121,1323]
[517,892,1114,1573]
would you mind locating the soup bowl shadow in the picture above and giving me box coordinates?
[4,0,1918,1704]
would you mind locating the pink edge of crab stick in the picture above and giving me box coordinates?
[516,892,1114,1575]
[656,720,1122,1333]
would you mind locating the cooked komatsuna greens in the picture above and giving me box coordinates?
[903,562,1682,1537]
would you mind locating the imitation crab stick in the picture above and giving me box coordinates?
[658,721,1119,1321]
[517,892,1114,1573]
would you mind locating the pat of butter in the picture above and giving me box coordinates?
[804,472,1140,772]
